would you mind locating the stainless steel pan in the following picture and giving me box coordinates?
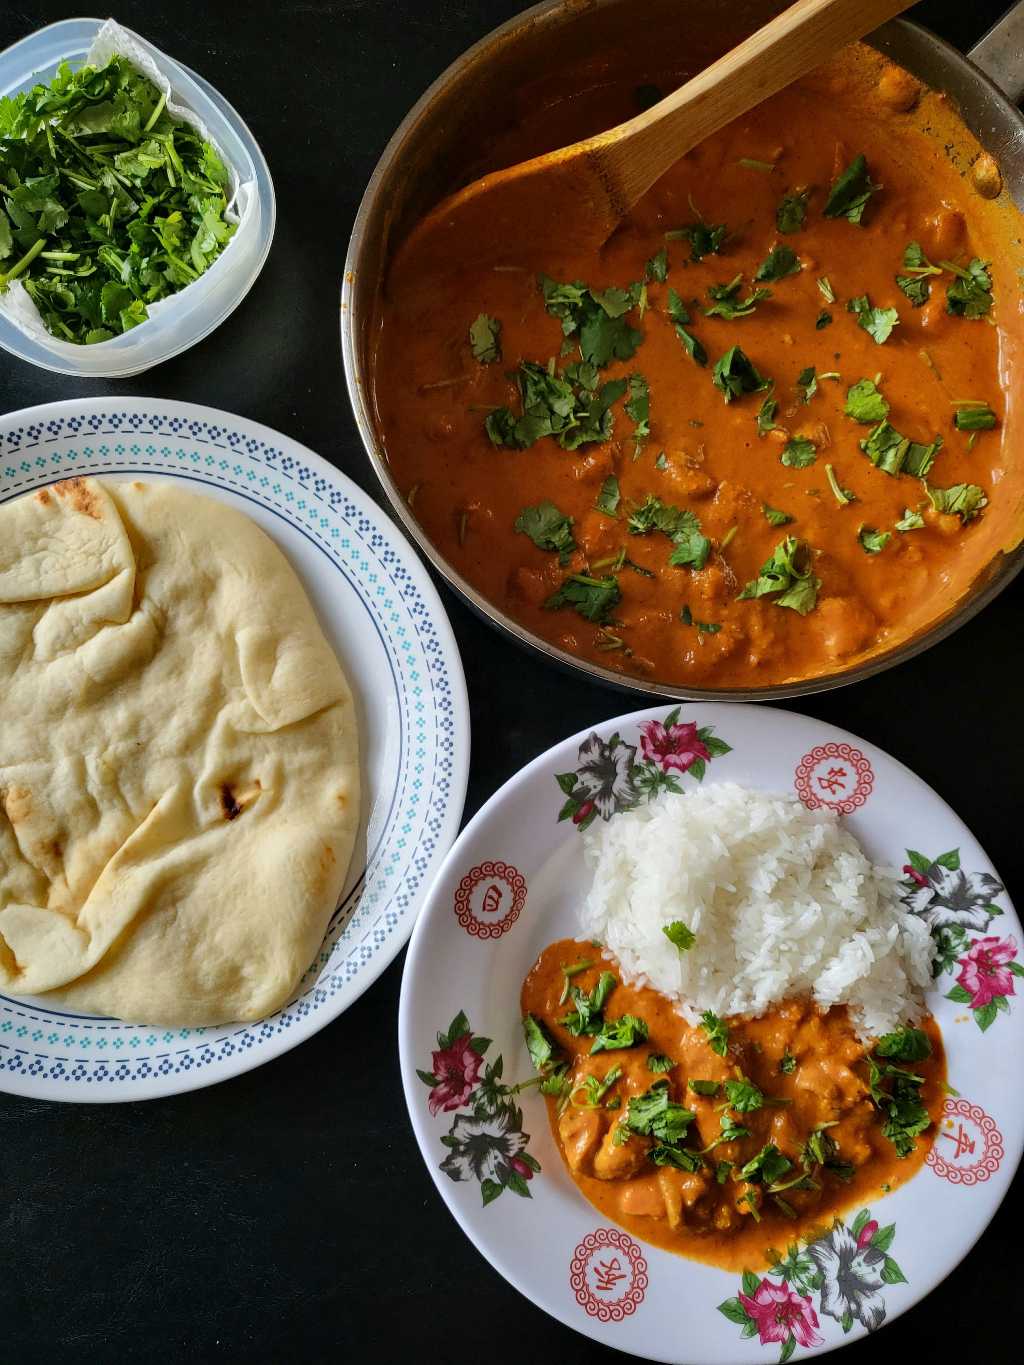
[342,0,1024,701]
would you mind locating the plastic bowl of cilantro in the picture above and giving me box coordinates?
[0,18,274,377]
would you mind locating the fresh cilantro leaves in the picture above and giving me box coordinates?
[596,475,620,517]
[644,246,669,282]
[876,1028,932,1062]
[668,221,726,262]
[739,1143,792,1184]
[704,274,771,319]
[794,366,817,403]
[514,501,577,563]
[924,481,988,522]
[700,1010,729,1057]
[628,493,711,569]
[680,604,722,635]
[858,526,891,554]
[0,56,235,344]
[469,313,502,363]
[666,287,707,365]
[776,190,809,234]
[844,377,889,423]
[762,503,792,526]
[895,507,926,531]
[688,1079,721,1096]
[895,241,942,307]
[723,1075,765,1113]
[859,420,943,478]
[544,573,621,623]
[712,345,771,403]
[847,294,900,344]
[590,1014,650,1054]
[538,273,643,366]
[622,1080,696,1143]
[662,920,696,951]
[625,373,650,452]
[647,1054,676,1073]
[867,1056,931,1157]
[825,464,854,506]
[756,396,779,436]
[945,258,993,318]
[779,1050,797,1075]
[823,153,879,225]
[737,536,820,615]
[485,360,624,451]
[780,435,817,468]
[755,244,801,282]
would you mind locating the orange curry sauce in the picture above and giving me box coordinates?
[521,940,945,1271]
[373,49,1014,689]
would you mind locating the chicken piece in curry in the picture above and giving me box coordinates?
[521,940,944,1270]
[374,44,1021,691]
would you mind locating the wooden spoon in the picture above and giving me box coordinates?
[398,0,913,274]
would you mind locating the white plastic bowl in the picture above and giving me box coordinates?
[0,17,275,378]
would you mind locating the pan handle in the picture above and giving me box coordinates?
[967,0,1024,102]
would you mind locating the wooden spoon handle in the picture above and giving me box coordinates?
[597,0,914,212]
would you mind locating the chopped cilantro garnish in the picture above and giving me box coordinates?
[876,1028,932,1062]
[655,451,669,470]
[0,56,236,344]
[699,1111,751,1152]
[571,1066,623,1109]
[623,1080,696,1143]
[895,507,926,531]
[485,360,626,451]
[628,493,711,569]
[625,373,650,453]
[737,535,820,615]
[644,246,669,282]
[662,920,696,951]
[825,464,854,507]
[522,1013,559,1071]
[688,1079,721,1097]
[596,475,621,517]
[944,258,993,318]
[544,573,621,623]
[954,403,997,431]
[590,1013,650,1054]
[780,435,817,468]
[648,1144,704,1171]
[668,220,726,262]
[867,1056,931,1157]
[895,241,942,307]
[815,310,833,330]
[845,377,889,423]
[723,1075,765,1112]
[779,1050,796,1075]
[712,345,771,403]
[560,970,617,1035]
[847,294,899,344]
[514,501,577,564]
[755,244,801,282]
[469,313,502,363]
[739,1144,792,1184]
[859,420,942,478]
[776,190,809,234]
[817,276,837,304]
[756,396,779,436]
[924,481,987,522]
[716,1160,733,1184]
[704,274,771,319]
[795,366,817,403]
[647,1054,676,1073]
[823,153,880,225]
[538,273,643,366]
[667,287,707,365]
[762,503,792,526]
[700,1010,729,1057]
[858,526,891,554]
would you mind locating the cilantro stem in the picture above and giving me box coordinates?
[0,237,47,286]
[143,92,167,133]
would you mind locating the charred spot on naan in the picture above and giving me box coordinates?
[34,488,51,506]
[52,476,102,519]
[219,778,262,822]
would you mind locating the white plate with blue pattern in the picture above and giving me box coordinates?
[0,397,469,1102]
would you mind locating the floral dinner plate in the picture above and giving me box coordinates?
[0,397,469,1102]
[399,703,1021,1363]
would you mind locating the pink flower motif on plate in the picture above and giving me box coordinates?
[737,1278,824,1350]
[638,719,710,775]
[428,1032,483,1115]
[955,935,1018,1010]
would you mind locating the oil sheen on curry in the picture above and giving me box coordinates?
[520,941,945,1271]
[374,47,1015,689]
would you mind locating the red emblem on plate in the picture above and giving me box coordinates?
[453,860,527,938]
[927,1097,1004,1185]
[794,742,874,814]
[570,1228,648,1322]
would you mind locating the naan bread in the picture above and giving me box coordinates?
[0,478,359,1025]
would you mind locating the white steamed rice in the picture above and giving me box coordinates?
[580,783,933,1041]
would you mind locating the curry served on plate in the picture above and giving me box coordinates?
[374,45,1019,689]
[522,940,944,1270]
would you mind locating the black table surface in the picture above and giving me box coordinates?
[0,2,1020,1361]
